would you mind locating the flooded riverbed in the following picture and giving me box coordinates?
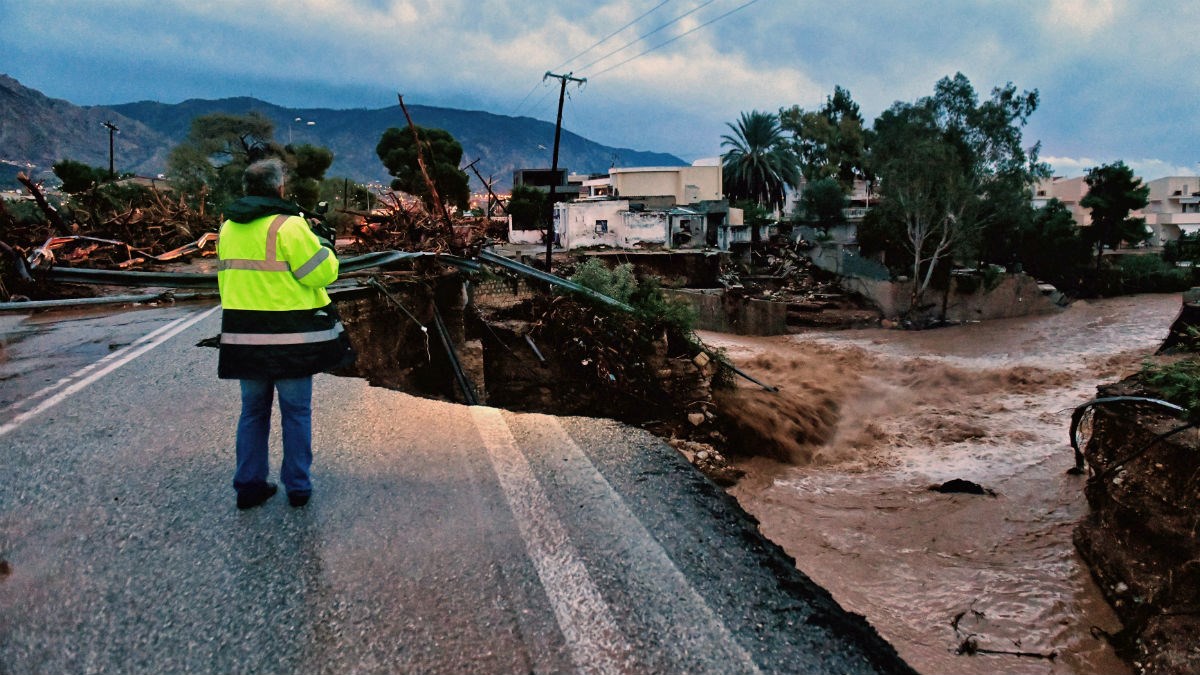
[706,294,1183,675]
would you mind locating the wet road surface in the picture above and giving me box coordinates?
[0,303,913,674]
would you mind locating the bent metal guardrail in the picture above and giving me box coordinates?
[1069,396,1187,473]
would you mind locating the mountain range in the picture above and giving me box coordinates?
[0,74,684,192]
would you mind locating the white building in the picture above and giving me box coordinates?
[1142,177,1200,244]
[513,162,740,251]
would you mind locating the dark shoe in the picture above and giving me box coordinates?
[288,492,310,508]
[237,483,278,510]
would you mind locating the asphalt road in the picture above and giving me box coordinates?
[0,302,915,674]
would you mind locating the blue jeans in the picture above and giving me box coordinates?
[234,377,313,496]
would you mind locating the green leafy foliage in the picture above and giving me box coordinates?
[1142,357,1200,424]
[1,198,50,229]
[1080,161,1150,267]
[779,86,870,189]
[1114,254,1194,294]
[167,112,281,210]
[376,125,470,210]
[506,184,549,230]
[568,258,697,336]
[522,259,701,417]
[288,144,334,211]
[53,159,109,193]
[1018,199,1092,287]
[570,258,638,303]
[165,113,335,214]
[864,73,1047,305]
[1162,232,1200,265]
[795,177,846,230]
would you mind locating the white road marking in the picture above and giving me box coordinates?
[527,414,763,675]
[0,306,219,438]
[1,314,189,417]
[470,406,635,675]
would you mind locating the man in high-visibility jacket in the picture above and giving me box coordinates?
[217,157,346,510]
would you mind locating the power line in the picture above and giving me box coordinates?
[573,0,720,74]
[551,0,673,72]
[508,79,550,117]
[585,0,764,79]
[510,1,670,118]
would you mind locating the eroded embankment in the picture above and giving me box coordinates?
[1075,378,1200,675]
[332,277,718,436]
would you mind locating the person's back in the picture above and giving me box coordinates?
[216,157,347,509]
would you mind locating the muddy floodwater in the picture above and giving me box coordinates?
[706,293,1184,675]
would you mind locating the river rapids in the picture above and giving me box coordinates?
[706,293,1183,675]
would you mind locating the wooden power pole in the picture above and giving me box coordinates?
[542,71,585,270]
[102,121,119,179]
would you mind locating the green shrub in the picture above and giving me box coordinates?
[1117,255,1192,294]
[570,258,638,304]
[1142,357,1200,424]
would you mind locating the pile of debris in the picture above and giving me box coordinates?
[0,174,490,302]
[338,192,497,258]
[720,236,881,329]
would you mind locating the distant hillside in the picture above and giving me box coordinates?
[0,75,173,184]
[0,74,685,191]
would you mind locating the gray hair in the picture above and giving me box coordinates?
[242,158,287,197]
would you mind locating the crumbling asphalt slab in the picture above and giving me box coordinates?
[0,307,914,674]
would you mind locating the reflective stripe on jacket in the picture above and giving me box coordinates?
[217,213,345,380]
[218,214,337,310]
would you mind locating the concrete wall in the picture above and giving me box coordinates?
[556,200,627,249]
[622,210,670,248]
[841,272,1063,322]
[611,166,722,204]
[664,289,789,336]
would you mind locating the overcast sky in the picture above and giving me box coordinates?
[4,0,1197,179]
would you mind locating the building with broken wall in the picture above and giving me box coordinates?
[509,163,743,251]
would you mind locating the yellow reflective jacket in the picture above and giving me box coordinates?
[218,213,338,309]
[217,211,346,380]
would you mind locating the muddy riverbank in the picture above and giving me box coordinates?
[706,294,1185,675]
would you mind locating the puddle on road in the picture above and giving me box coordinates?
[0,304,202,410]
[710,294,1183,675]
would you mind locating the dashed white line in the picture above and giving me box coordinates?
[0,306,218,438]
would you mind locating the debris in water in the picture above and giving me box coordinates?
[955,635,1057,661]
[928,478,996,496]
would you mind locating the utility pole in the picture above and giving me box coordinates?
[542,71,585,270]
[462,158,505,217]
[102,121,119,179]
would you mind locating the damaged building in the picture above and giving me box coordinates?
[508,163,754,251]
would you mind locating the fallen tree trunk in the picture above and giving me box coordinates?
[17,173,73,236]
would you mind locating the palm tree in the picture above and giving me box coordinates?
[721,110,799,213]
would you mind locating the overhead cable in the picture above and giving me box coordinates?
[586,0,765,78]
[551,0,673,72]
[573,0,719,74]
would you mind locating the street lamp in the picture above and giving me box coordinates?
[289,117,316,144]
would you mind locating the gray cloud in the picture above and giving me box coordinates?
[3,0,1196,177]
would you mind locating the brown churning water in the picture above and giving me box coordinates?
[707,294,1183,675]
